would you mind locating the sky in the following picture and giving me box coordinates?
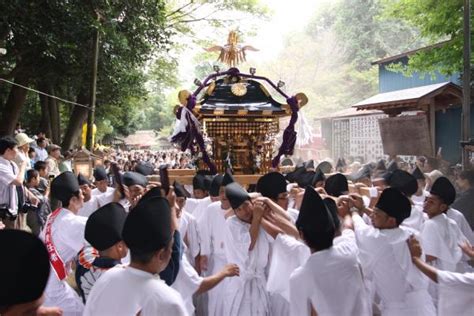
[176,0,322,85]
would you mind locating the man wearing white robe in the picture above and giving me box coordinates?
[84,196,188,315]
[349,188,436,316]
[289,187,370,316]
[223,182,280,316]
[408,236,474,316]
[39,172,87,315]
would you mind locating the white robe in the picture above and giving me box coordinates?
[179,211,200,266]
[289,230,371,316]
[420,213,466,272]
[437,271,474,316]
[447,208,474,245]
[198,201,230,316]
[401,204,426,232]
[77,195,100,218]
[224,216,272,316]
[91,186,114,196]
[352,213,435,316]
[84,266,188,316]
[287,207,299,224]
[39,208,87,315]
[172,254,203,316]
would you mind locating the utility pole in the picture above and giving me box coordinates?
[86,17,100,151]
[462,0,472,169]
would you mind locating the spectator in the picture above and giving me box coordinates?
[0,136,27,229]
[14,133,34,170]
[46,144,61,177]
[28,147,37,167]
[451,170,474,230]
[34,137,48,162]
[24,169,51,235]
[33,161,50,196]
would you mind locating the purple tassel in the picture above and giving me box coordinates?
[272,96,299,168]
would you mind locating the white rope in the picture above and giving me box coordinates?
[0,78,90,109]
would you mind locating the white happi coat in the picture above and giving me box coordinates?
[352,213,436,316]
[199,201,230,316]
[39,208,88,315]
[84,266,188,316]
[436,271,474,316]
[77,195,100,218]
[289,230,371,316]
[224,215,272,316]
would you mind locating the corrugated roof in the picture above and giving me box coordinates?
[371,40,451,65]
[353,82,458,109]
[319,107,384,119]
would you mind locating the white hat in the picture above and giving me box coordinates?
[15,133,34,147]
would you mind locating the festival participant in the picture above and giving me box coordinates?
[411,166,428,206]
[324,173,349,197]
[0,230,61,316]
[77,173,99,217]
[289,187,370,316]
[348,188,436,315]
[39,171,88,315]
[223,182,281,316]
[76,202,128,302]
[408,236,474,316]
[83,196,187,315]
[91,166,113,196]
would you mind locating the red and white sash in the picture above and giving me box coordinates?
[44,208,67,280]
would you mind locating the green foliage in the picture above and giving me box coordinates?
[382,0,472,76]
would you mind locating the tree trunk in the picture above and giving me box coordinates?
[49,86,61,144]
[61,89,89,150]
[0,73,29,136]
[38,82,53,138]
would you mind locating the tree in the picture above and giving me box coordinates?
[382,0,472,77]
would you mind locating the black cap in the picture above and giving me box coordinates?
[386,170,418,196]
[210,174,224,197]
[305,160,315,170]
[350,165,372,182]
[0,230,50,307]
[222,170,235,186]
[193,174,207,191]
[316,161,333,174]
[387,160,399,173]
[123,171,148,188]
[94,166,108,181]
[412,167,425,180]
[256,172,287,200]
[376,159,387,171]
[85,202,127,251]
[375,188,411,224]
[296,187,335,241]
[296,171,316,188]
[78,173,91,186]
[312,168,326,186]
[285,165,306,183]
[135,162,155,176]
[323,197,340,231]
[225,182,250,209]
[123,197,172,254]
[174,181,190,198]
[335,158,345,170]
[203,175,213,191]
[324,173,349,197]
[51,171,80,203]
[137,186,163,206]
[430,176,456,205]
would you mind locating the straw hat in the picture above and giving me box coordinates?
[15,133,34,147]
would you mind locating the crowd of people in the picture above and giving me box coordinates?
[0,131,473,316]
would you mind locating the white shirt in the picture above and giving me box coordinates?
[401,204,426,232]
[447,208,474,244]
[290,230,371,316]
[420,213,465,272]
[91,186,114,197]
[39,208,87,313]
[84,266,188,316]
[352,213,435,315]
[78,196,100,218]
[0,156,18,215]
[287,207,299,224]
[34,146,48,162]
[437,271,474,316]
